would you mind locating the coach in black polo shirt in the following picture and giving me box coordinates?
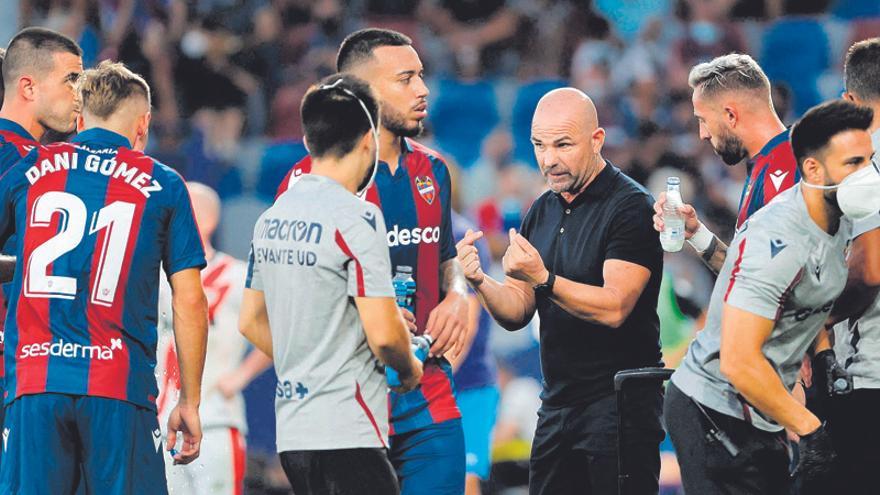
[457,88,664,494]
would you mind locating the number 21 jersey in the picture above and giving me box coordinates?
[0,128,206,410]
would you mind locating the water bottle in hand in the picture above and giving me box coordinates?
[386,335,433,388]
[660,177,685,252]
[392,266,416,313]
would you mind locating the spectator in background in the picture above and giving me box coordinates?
[418,0,520,76]
[760,0,830,115]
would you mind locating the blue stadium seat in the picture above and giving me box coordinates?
[428,78,500,168]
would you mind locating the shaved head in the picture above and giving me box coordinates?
[187,182,221,239]
[533,88,598,135]
[531,87,606,197]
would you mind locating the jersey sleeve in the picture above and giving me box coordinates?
[853,213,880,238]
[437,164,456,263]
[0,150,35,247]
[723,222,807,320]
[605,194,662,270]
[162,174,207,277]
[337,203,394,298]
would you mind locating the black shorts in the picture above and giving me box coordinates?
[279,448,399,495]
[529,386,663,495]
[664,382,791,495]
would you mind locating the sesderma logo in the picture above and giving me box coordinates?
[19,338,123,360]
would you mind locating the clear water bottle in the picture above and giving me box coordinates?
[392,266,416,313]
[660,177,686,252]
[385,335,433,388]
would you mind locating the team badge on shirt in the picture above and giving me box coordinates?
[415,176,435,205]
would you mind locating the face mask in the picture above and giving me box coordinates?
[690,21,720,46]
[801,161,880,220]
[318,79,381,198]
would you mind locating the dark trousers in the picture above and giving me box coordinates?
[529,388,663,495]
[279,448,399,495]
[827,388,880,495]
[664,383,791,495]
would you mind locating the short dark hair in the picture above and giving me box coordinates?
[336,28,412,72]
[790,100,873,170]
[0,48,6,102]
[3,28,81,91]
[301,73,379,159]
[844,37,880,102]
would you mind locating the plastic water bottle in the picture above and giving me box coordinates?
[385,335,432,388]
[392,266,416,313]
[660,177,685,252]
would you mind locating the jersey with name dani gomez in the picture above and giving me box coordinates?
[0,127,206,410]
[0,118,40,384]
[276,138,461,435]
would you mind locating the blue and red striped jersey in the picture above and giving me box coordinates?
[736,129,800,228]
[276,138,461,435]
[0,128,206,409]
[0,118,39,384]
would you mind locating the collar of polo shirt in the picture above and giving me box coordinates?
[555,160,620,207]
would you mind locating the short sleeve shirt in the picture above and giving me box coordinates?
[519,162,663,407]
[247,174,395,451]
[673,184,852,432]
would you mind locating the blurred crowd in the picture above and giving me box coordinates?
[6,0,879,493]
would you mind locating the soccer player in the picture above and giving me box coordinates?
[240,73,423,494]
[665,100,874,494]
[275,29,469,494]
[653,54,800,273]
[156,182,272,495]
[0,61,209,494]
[0,28,83,451]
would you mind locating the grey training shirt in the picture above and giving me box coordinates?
[247,174,395,451]
[833,128,880,389]
[672,184,852,432]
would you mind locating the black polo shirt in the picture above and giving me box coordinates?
[521,161,663,408]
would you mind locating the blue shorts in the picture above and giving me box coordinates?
[390,418,465,495]
[458,386,499,479]
[1,393,166,495]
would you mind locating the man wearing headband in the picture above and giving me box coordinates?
[665,100,874,494]
[275,29,469,495]
[240,73,423,494]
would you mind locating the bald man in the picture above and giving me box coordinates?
[457,88,664,494]
[155,182,272,495]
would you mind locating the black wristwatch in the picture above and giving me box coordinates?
[533,271,556,297]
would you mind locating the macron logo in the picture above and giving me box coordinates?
[361,211,377,231]
[770,239,787,258]
[2,428,8,451]
[769,169,788,192]
[152,428,162,453]
[19,338,123,361]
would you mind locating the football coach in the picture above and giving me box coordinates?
[457,87,665,494]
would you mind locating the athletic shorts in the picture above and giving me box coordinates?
[1,393,166,495]
[280,447,399,495]
[458,386,499,479]
[390,418,466,495]
[166,426,246,495]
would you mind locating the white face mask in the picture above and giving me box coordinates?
[801,161,880,221]
[318,79,381,199]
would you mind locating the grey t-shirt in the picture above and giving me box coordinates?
[833,128,880,389]
[672,184,852,432]
[247,174,395,451]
